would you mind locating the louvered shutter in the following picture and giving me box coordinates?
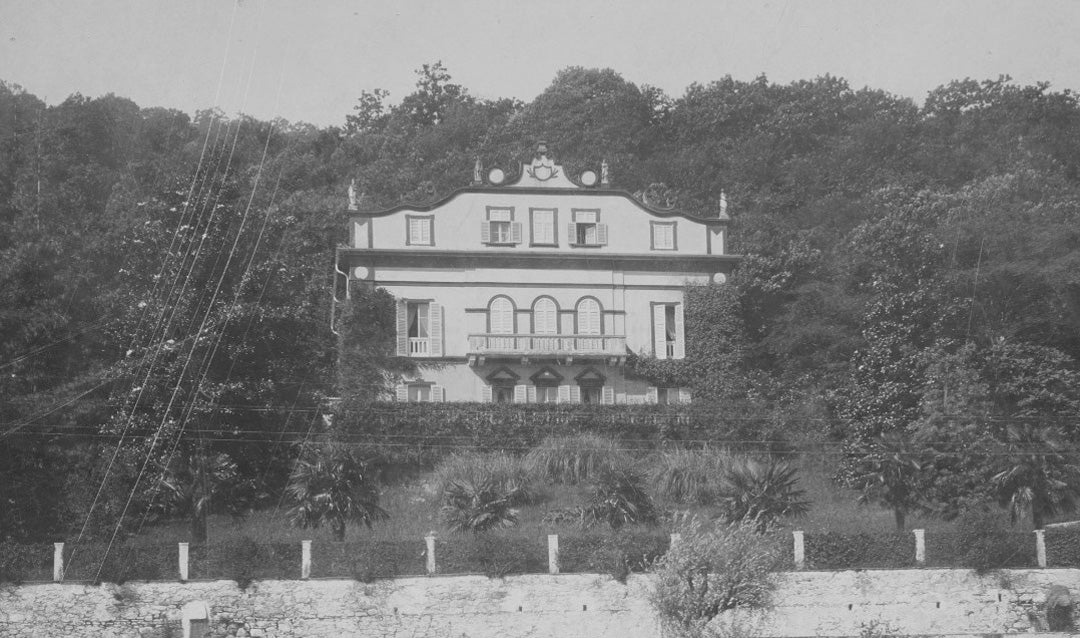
[395,384,409,402]
[568,223,576,243]
[673,303,685,359]
[527,385,537,403]
[601,386,615,405]
[429,304,444,357]
[678,388,692,404]
[482,385,493,403]
[514,384,528,404]
[431,385,445,402]
[396,301,409,356]
[481,221,491,244]
[646,386,659,404]
[510,222,522,244]
[557,384,571,404]
[570,385,581,404]
[596,223,608,245]
[653,304,667,359]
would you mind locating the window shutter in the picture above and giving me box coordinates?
[429,304,444,357]
[557,384,571,404]
[482,385,493,403]
[653,304,667,359]
[481,221,491,244]
[396,300,408,356]
[569,385,581,404]
[395,384,409,402]
[527,385,537,403]
[510,222,522,244]
[602,386,615,405]
[678,388,692,404]
[514,384,528,404]
[646,386,658,404]
[673,303,685,359]
[596,223,608,245]
[568,223,576,243]
[432,385,445,402]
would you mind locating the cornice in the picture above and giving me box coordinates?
[337,247,740,271]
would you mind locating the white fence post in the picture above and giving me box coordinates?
[914,529,925,565]
[1035,529,1047,568]
[178,542,189,581]
[548,534,560,574]
[425,532,437,574]
[53,542,64,582]
[793,531,805,570]
[301,540,312,579]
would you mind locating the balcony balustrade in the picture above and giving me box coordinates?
[409,338,430,355]
[468,333,626,358]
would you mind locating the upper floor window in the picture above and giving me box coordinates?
[652,302,684,360]
[396,299,443,357]
[651,221,676,250]
[533,297,558,334]
[530,208,557,246]
[489,296,515,334]
[576,298,601,335]
[406,215,433,246]
[482,207,521,245]
[569,209,607,246]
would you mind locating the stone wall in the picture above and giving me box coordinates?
[1,569,1078,638]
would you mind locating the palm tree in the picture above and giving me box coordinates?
[286,443,388,541]
[440,478,521,534]
[157,444,246,543]
[991,424,1080,529]
[723,456,809,531]
[841,433,924,531]
[587,468,658,530]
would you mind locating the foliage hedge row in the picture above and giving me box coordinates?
[1045,529,1080,567]
[804,533,916,570]
[332,401,791,466]
[0,543,53,583]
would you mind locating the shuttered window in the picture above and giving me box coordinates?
[490,297,514,334]
[533,298,557,334]
[577,298,601,335]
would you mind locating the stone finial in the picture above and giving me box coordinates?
[719,190,728,217]
[473,156,482,185]
[600,159,610,186]
[348,178,358,211]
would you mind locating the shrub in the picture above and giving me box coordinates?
[560,531,670,580]
[438,535,547,578]
[1046,528,1080,567]
[59,544,173,584]
[441,479,521,534]
[286,443,388,541]
[315,541,426,581]
[804,532,915,570]
[526,434,632,485]
[650,518,780,638]
[587,469,659,530]
[188,538,301,585]
[0,543,52,583]
[647,448,736,505]
[722,457,809,531]
[431,451,534,506]
[925,507,1035,570]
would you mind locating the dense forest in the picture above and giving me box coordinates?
[2,63,1080,542]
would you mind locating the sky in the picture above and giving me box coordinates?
[3,0,1080,128]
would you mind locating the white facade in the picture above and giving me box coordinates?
[335,149,738,403]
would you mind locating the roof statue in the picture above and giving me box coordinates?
[473,156,482,185]
[348,178,358,211]
[719,190,728,218]
[601,159,610,186]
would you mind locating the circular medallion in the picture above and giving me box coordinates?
[488,168,505,185]
[712,272,727,284]
[580,170,598,186]
[353,266,371,280]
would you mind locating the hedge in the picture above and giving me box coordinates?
[313,540,427,580]
[804,533,916,570]
[560,531,670,579]
[1045,529,1080,567]
[331,401,790,466]
[437,535,548,577]
[925,531,1036,570]
[55,543,177,583]
[188,539,301,584]
[0,543,53,583]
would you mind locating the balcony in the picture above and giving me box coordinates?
[468,333,626,365]
[409,338,430,356]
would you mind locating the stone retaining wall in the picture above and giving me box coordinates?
[1,569,1078,637]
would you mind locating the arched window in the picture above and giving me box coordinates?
[576,298,601,335]
[533,298,558,334]
[489,297,515,334]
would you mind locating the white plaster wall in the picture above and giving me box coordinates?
[3,570,1079,638]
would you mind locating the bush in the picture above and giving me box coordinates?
[587,469,659,530]
[650,518,780,638]
[1045,528,1080,567]
[721,457,809,531]
[59,543,174,584]
[441,479,521,534]
[804,533,915,570]
[526,434,632,485]
[560,530,670,580]
[188,538,301,586]
[647,448,736,505]
[431,451,534,506]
